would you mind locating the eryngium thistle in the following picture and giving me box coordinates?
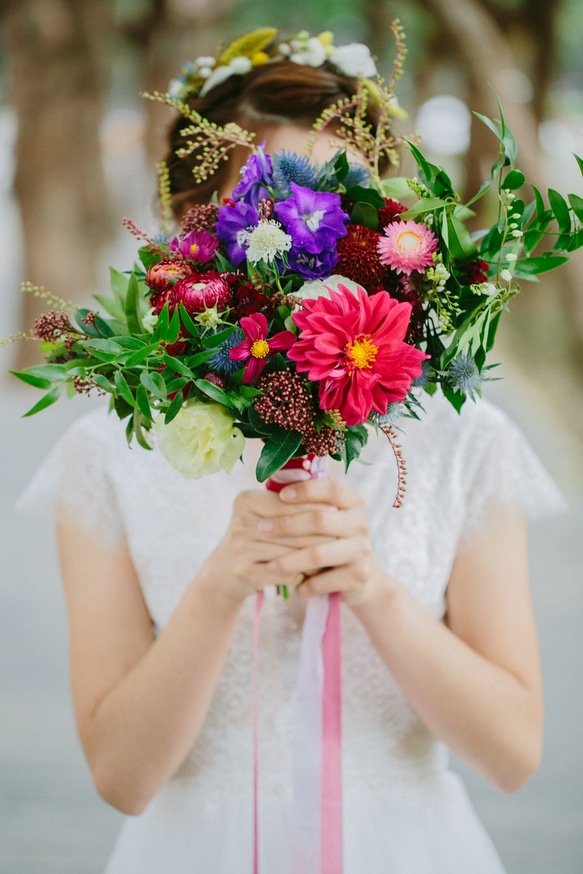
[446,352,482,400]
[272,150,318,199]
[207,327,246,376]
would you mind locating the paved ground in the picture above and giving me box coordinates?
[1,369,582,874]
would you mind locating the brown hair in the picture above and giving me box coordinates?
[165,60,389,217]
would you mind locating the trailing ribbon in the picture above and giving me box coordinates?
[251,455,342,874]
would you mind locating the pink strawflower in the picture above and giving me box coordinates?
[377,219,438,276]
[230,313,295,384]
[288,284,427,425]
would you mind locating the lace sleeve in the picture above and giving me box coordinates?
[460,404,566,543]
[16,409,125,551]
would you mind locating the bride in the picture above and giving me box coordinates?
[25,28,561,874]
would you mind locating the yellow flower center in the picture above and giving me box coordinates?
[396,229,423,253]
[250,339,270,359]
[345,333,378,370]
[189,243,200,256]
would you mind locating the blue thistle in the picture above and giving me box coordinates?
[344,163,371,188]
[446,353,483,400]
[370,402,404,428]
[272,150,318,199]
[207,327,245,377]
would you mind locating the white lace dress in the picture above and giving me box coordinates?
[20,393,562,874]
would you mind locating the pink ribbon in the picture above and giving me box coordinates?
[252,456,343,874]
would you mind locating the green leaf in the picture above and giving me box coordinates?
[122,344,159,368]
[164,391,184,424]
[83,338,123,356]
[136,384,153,420]
[94,294,126,323]
[140,370,167,400]
[23,363,68,381]
[514,255,569,276]
[132,409,153,449]
[153,303,170,342]
[548,189,571,234]
[22,386,61,417]
[380,176,413,201]
[351,202,379,230]
[184,348,218,369]
[568,193,583,224]
[161,353,195,378]
[342,424,368,471]
[194,378,236,409]
[109,267,130,307]
[334,150,350,182]
[93,374,115,393]
[201,325,236,348]
[178,302,200,338]
[345,185,385,208]
[503,170,525,191]
[446,215,478,260]
[441,383,467,413]
[10,370,52,390]
[167,305,182,345]
[573,154,583,178]
[125,273,145,335]
[400,197,450,219]
[255,430,303,482]
[114,370,137,408]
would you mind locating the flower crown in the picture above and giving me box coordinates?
[168,27,382,101]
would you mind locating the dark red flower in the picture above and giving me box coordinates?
[457,259,490,285]
[336,224,386,288]
[378,198,408,228]
[169,271,232,313]
[231,282,276,319]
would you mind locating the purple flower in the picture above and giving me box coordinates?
[216,200,259,266]
[169,229,218,262]
[275,183,349,254]
[231,145,273,208]
[288,247,338,280]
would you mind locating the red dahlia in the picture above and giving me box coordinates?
[336,224,387,287]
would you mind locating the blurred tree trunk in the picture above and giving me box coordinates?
[120,0,235,175]
[3,0,114,368]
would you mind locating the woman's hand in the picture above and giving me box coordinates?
[258,478,391,605]
[198,487,335,603]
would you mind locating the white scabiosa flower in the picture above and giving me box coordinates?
[330,43,377,78]
[200,56,253,96]
[290,37,328,67]
[245,220,292,265]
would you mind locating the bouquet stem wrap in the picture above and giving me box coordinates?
[251,455,343,874]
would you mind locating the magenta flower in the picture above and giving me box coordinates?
[229,313,295,384]
[288,283,427,425]
[170,229,219,263]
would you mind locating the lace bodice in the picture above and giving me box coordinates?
[20,393,562,806]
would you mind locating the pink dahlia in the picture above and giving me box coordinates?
[229,313,295,384]
[377,219,438,276]
[288,284,427,426]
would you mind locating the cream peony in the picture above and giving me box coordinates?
[155,401,245,479]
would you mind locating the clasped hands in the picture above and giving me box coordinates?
[204,478,385,606]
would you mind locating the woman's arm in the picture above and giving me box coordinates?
[265,480,543,793]
[58,489,312,815]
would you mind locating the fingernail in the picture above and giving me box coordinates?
[281,487,296,501]
[260,520,274,533]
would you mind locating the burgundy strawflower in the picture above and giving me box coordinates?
[170,271,232,313]
[145,260,195,293]
[336,224,387,288]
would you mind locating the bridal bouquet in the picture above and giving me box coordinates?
[8,24,583,507]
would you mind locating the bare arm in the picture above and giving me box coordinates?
[266,480,543,792]
[58,489,311,815]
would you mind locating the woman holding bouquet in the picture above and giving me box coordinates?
[22,28,563,874]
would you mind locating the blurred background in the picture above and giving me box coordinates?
[0,0,582,872]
